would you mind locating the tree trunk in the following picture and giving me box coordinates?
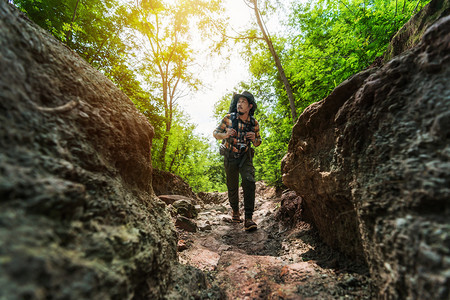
[160,131,169,169]
[159,79,170,168]
[168,147,179,172]
[251,0,297,122]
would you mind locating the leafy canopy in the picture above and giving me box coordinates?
[228,0,430,187]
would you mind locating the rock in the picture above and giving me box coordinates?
[255,181,277,199]
[222,216,234,223]
[166,264,225,299]
[213,205,228,213]
[175,216,198,232]
[216,251,317,299]
[0,3,214,299]
[166,204,178,217]
[282,9,450,300]
[177,240,188,252]
[198,221,212,231]
[198,191,228,205]
[180,247,221,271]
[172,199,198,219]
[283,67,376,260]
[159,194,196,205]
[276,190,305,227]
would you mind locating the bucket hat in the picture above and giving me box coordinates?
[232,91,257,116]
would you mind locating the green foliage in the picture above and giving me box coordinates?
[234,0,430,188]
[12,0,75,41]
[252,104,291,186]
[213,92,233,121]
[13,0,126,69]
[286,0,431,109]
[151,109,226,192]
[176,141,227,193]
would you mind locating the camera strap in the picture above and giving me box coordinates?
[221,113,255,159]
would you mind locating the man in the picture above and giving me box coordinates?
[213,91,262,231]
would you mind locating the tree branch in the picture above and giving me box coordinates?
[223,33,264,41]
[251,0,297,122]
[411,0,422,16]
[338,0,356,16]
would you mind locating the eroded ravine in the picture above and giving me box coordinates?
[177,183,372,299]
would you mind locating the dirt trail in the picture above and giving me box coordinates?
[177,183,372,299]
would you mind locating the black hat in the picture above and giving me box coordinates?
[232,91,257,116]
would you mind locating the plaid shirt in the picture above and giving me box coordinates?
[214,113,261,154]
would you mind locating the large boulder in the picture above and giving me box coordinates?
[0,2,214,299]
[282,8,449,300]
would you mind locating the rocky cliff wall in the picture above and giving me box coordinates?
[282,9,449,300]
[0,2,208,299]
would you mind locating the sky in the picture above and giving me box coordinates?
[177,0,291,143]
[177,0,252,143]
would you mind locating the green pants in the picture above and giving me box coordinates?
[224,152,256,219]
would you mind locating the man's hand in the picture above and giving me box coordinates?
[225,128,237,138]
[245,131,256,141]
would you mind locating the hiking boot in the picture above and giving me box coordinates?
[244,218,257,231]
[232,210,242,223]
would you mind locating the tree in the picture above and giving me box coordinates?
[130,0,225,169]
[243,0,297,123]
[13,0,125,70]
[285,0,431,109]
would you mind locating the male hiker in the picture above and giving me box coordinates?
[213,91,262,231]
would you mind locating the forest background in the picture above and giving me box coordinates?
[10,0,430,192]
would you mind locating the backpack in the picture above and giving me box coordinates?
[219,91,258,157]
